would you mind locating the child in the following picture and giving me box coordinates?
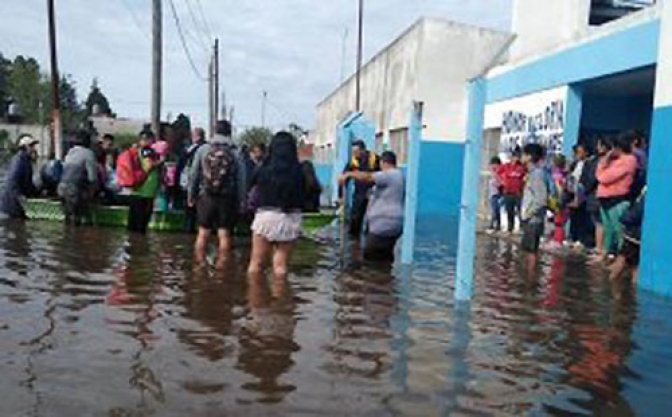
[487,156,503,233]
[550,154,569,248]
[610,187,646,284]
[520,143,549,266]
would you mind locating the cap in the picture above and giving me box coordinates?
[17,135,39,148]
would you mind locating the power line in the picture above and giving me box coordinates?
[183,0,212,48]
[167,0,208,82]
[117,0,150,41]
[193,0,214,41]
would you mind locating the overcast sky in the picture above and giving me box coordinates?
[0,0,512,131]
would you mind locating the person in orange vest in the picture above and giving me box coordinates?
[341,140,380,237]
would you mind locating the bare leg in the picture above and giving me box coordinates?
[595,223,605,257]
[215,228,233,269]
[248,234,272,276]
[609,255,628,281]
[195,227,211,264]
[272,241,295,280]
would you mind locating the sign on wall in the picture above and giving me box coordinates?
[485,86,568,157]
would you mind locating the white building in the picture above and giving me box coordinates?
[313,18,513,165]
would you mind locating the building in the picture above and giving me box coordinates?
[314,0,672,298]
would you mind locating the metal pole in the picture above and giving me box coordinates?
[47,0,63,159]
[355,0,364,112]
[214,39,219,123]
[151,0,162,137]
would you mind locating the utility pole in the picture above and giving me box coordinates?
[151,0,162,137]
[47,0,63,159]
[214,38,220,124]
[355,0,364,112]
[208,58,214,136]
[261,91,268,128]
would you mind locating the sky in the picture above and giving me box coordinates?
[0,0,512,131]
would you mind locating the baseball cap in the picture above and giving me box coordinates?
[17,135,39,148]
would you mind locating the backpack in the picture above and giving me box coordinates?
[202,143,236,196]
[116,148,147,188]
[544,168,561,212]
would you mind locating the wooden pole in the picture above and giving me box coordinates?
[214,39,219,124]
[151,0,162,136]
[47,0,63,159]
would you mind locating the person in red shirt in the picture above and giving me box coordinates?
[497,147,527,233]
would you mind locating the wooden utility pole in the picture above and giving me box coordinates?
[208,58,214,136]
[151,0,162,137]
[47,0,63,159]
[214,38,220,124]
[355,0,364,112]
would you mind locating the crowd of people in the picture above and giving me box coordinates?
[0,120,411,278]
[487,130,648,283]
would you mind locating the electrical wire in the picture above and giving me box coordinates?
[117,0,150,41]
[167,0,208,82]
[193,0,214,41]
[183,0,212,49]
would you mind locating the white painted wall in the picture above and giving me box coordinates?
[510,0,590,62]
[654,0,672,107]
[313,18,512,161]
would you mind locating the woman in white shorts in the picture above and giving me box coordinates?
[248,132,305,279]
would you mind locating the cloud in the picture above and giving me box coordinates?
[0,0,512,130]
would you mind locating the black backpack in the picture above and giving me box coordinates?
[202,143,236,196]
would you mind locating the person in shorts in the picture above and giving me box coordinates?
[520,143,549,265]
[248,132,305,279]
[189,120,247,267]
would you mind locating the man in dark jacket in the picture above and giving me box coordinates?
[341,140,380,237]
[0,135,39,219]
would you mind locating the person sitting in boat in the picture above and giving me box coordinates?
[301,160,322,213]
[0,135,39,219]
[58,129,99,225]
[189,119,248,266]
[97,134,120,204]
[340,151,405,262]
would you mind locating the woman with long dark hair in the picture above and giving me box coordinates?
[248,132,305,279]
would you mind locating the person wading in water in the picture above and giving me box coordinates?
[341,140,380,238]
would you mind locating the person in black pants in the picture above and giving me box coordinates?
[341,140,380,237]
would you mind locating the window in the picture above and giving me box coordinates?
[589,0,655,26]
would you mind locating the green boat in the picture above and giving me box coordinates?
[24,198,336,235]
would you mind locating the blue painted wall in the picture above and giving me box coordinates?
[640,105,672,297]
[487,20,660,103]
[416,141,465,216]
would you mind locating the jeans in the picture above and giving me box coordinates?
[128,197,155,234]
[600,200,630,255]
[569,204,594,247]
[502,195,521,233]
[489,195,501,231]
[349,197,369,237]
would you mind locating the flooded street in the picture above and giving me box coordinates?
[0,217,671,416]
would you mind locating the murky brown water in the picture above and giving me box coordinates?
[1,214,672,416]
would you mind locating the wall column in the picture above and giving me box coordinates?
[455,79,486,301]
[400,102,423,264]
[640,0,672,297]
[563,85,583,154]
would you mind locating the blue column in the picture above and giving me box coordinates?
[400,102,423,264]
[455,79,486,301]
[640,0,672,297]
[563,85,583,155]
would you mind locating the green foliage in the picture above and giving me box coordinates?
[171,113,191,151]
[0,53,10,119]
[85,78,112,116]
[7,55,42,123]
[114,133,138,150]
[238,126,273,149]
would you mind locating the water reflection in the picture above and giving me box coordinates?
[0,219,671,415]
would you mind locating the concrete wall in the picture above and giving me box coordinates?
[581,94,654,132]
[416,19,514,142]
[510,0,590,62]
[0,123,50,157]
[314,18,512,163]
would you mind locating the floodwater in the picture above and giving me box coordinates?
[1,214,672,416]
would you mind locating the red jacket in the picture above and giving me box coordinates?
[498,162,526,196]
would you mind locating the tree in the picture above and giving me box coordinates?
[85,78,112,116]
[238,126,273,149]
[0,53,10,119]
[171,113,191,151]
[7,55,42,123]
